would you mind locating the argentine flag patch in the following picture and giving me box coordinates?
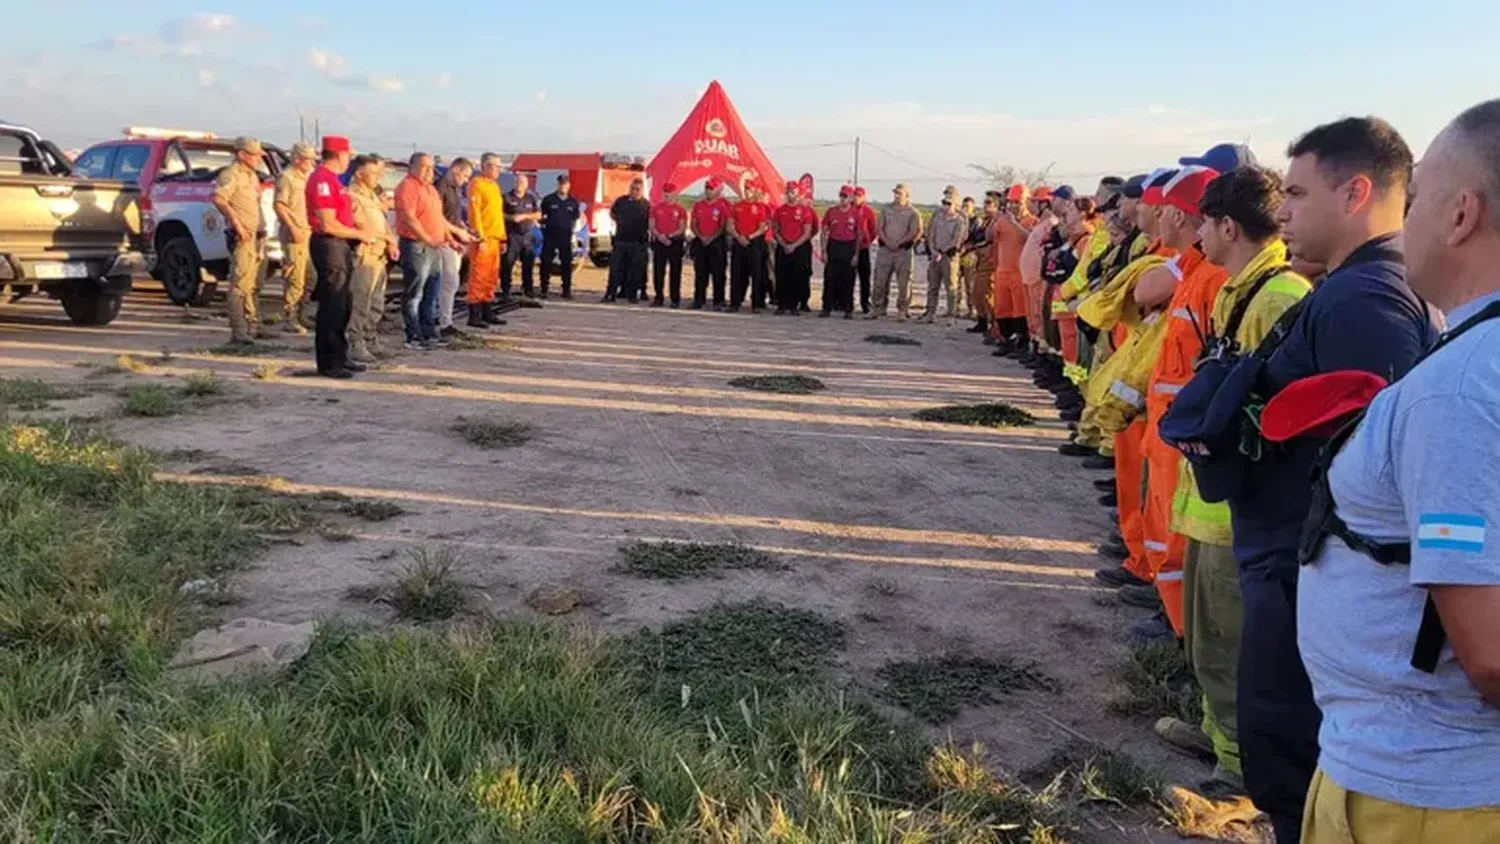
[1417,513,1487,553]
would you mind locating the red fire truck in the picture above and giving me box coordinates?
[507,152,647,267]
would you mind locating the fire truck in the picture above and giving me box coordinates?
[507,152,647,267]
[71,128,290,306]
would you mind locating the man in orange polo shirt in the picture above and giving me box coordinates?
[991,184,1035,355]
[394,152,470,348]
[465,152,507,329]
[727,183,772,312]
[690,179,732,309]
[649,182,688,307]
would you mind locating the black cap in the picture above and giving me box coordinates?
[1119,173,1149,200]
[1097,193,1122,213]
[557,173,570,183]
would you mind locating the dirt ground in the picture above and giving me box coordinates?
[1,266,1233,842]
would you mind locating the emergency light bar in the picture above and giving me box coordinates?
[123,126,219,140]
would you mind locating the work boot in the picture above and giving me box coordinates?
[467,306,488,329]
[982,335,997,346]
[1199,765,1246,799]
[1058,441,1094,457]
[1060,407,1083,423]
[1098,491,1119,508]
[1127,611,1178,646]
[966,319,989,334]
[1119,583,1161,609]
[1094,563,1145,587]
[483,304,505,326]
[1093,477,1117,492]
[1098,539,1131,560]
[1155,717,1217,761]
[652,297,665,307]
[1082,455,1115,470]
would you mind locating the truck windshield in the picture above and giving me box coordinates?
[164,145,273,182]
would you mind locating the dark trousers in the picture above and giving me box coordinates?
[606,241,648,300]
[692,237,728,306]
[824,240,857,314]
[539,233,573,295]
[775,242,812,312]
[1237,564,1321,844]
[651,237,685,304]
[501,235,535,295]
[310,234,355,373]
[729,239,767,308]
[857,247,872,312]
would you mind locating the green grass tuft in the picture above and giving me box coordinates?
[877,654,1060,723]
[120,384,184,417]
[178,371,225,397]
[914,402,1037,428]
[1026,739,1163,809]
[388,549,469,622]
[727,374,826,394]
[864,334,922,346]
[452,418,534,449]
[340,499,407,522]
[0,378,84,411]
[1109,642,1203,725]
[616,540,784,580]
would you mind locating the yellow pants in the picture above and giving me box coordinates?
[1302,768,1500,844]
[281,239,311,321]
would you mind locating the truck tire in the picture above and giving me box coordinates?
[60,285,124,326]
[589,253,610,268]
[158,236,208,306]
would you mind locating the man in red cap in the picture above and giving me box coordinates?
[727,182,772,312]
[772,181,818,316]
[820,186,860,318]
[690,178,731,309]
[853,186,877,313]
[305,134,380,378]
[649,182,687,307]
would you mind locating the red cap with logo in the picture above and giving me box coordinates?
[839,184,855,197]
[705,177,722,190]
[1260,370,1388,442]
[321,135,351,154]
[853,186,866,198]
[663,182,678,194]
[1162,166,1220,217]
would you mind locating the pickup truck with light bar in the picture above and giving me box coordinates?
[72,128,289,306]
[508,152,648,267]
[0,122,148,326]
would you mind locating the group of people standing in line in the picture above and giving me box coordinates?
[974,101,1500,844]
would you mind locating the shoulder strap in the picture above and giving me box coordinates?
[1216,264,1290,341]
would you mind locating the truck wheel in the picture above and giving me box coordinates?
[60,285,124,326]
[158,236,206,306]
[589,253,610,268]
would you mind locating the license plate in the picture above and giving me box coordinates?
[32,262,89,280]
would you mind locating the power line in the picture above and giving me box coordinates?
[857,139,968,183]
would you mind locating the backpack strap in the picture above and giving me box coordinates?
[1216,264,1291,344]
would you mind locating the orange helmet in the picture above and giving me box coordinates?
[1005,183,1027,202]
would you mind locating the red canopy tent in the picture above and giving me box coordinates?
[646,80,785,201]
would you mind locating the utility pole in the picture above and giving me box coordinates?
[852,136,861,190]
[314,119,320,146]
[298,115,305,144]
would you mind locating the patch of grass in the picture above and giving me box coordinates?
[727,374,826,394]
[203,342,269,357]
[877,654,1060,723]
[616,540,784,580]
[178,371,224,397]
[120,384,184,417]
[1026,740,1163,809]
[1109,642,1203,725]
[866,576,901,597]
[914,402,1037,428]
[0,422,1112,843]
[250,363,280,380]
[864,333,922,346]
[452,417,534,449]
[318,525,357,543]
[0,378,84,411]
[389,548,468,622]
[341,499,407,522]
[110,353,152,373]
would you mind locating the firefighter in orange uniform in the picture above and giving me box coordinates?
[990,184,1035,355]
[465,152,507,329]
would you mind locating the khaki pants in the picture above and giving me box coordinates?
[1183,539,1243,776]
[227,236,263,341]
[870,247,913,316]
[923,254,960,318]
[967,260,994,319]
[349,254,387,355]
[281,240,311,322]
[1302,768,1500,844]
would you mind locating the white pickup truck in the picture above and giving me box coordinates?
[72,129,289,305]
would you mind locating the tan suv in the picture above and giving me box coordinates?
[0,122,148,325]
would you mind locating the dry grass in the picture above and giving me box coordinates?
[914,402,1037,428]
[616,541,784,580]
[452,417,534,449]
[876,654,1059,723]
[727,374,826,394]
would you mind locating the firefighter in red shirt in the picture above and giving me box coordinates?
[853,186,878,313]
[649,182,688,307]
[304,135,380,379]
[772,181,818,316]
[690,178,732,309]
[820,185,861,319]
[727,182,772,312]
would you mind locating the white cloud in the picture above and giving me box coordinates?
[96,13,243,59]
[160,13,237,46]
[435,72,453,89]
[1147,104,1170,116]
[196,70,216,88]
[306,48,348,75]
[333,75,406,94]
[535,90,548,103]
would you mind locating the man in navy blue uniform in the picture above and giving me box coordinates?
[1230,117,1440,843]
[539,174,581,299]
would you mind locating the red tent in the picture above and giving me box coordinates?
[646,80,785,201]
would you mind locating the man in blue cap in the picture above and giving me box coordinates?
[1181,143,1258,175]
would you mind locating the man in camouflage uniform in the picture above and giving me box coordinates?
[211,136,267,344]
[273,142,317,334]
[346,155,398,364]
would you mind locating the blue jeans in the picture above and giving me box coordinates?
[399,239,441,342]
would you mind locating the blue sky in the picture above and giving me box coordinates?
[4,0,1495,198]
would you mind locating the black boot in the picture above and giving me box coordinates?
[483,303,505,326]
[966,318,989,334]
[467,305,488,329]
